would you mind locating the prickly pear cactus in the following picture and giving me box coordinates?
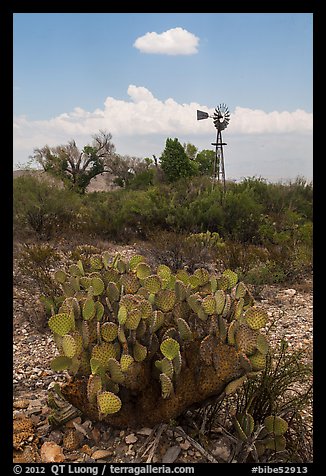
[47,252,270,428]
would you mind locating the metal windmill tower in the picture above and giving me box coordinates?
[197,104,230,191]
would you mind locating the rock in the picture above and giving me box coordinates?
[91,427,101,443]
[40,441,65,463]
[162,445,181,463]
[212,440,231,461]
[91,449,113,460]
[179,440,191,451]
[136,427,153,436]
[125,433,138,444]
[47,430,63,445]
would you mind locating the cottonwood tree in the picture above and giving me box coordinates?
[32,130,116,194]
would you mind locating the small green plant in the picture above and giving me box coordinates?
[232,340,312,462]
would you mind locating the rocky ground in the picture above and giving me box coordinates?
[13,242,313,464]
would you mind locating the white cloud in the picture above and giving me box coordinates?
[13,85,313,180]
[133,27,199,55]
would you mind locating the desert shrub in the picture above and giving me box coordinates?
[17,243,64,329]
[13,175,81,239]
[140,230,220,273]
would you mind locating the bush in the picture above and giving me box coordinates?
[13,175,82,239]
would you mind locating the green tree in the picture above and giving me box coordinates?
[195,149,215,176]
[160,138,197,183]
[32,130,116,194]
[183,142,198,161]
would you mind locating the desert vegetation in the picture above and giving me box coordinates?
[13,133,312,463]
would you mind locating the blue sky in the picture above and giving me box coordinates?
[13,13,313,181]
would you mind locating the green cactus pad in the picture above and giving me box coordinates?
[87,374,102,403]
[70,331,83,355]
[107,282,120,302]
[201,295,216,315]
[235,325,259,355]
[129,255,145,271]
[188,274,201,289]
[120,354,134,372]
[94,301,104,321]
[125,308,142,330]
[116,258,127,274]
[215,290,226,314]
[187,294,202,314]
[235,297,245,320]
[160,337,180,361]
[217,275,229,291]
[62,334,77,359]
[120,272,140,294]
[245,306,268,330]
[62,282,75,297]
[225,376,247,395]
[91,343,117,368]
[49,313,74,336]
[176,318,193,341]
[80,276,91,290]
[264,435,286,452]
[227,320,238,345]
[50,356,72,372]
[133,340,148,362]
[194,268,210,286]
[264,416,288,436]
[139,299,153,319]
[90,254,103,271]
[159,373,173,399]
[160,357,174,379]
[91,277,105,296]
[222,294,232,318]
[235,282,247,299]
[149,310,165,333]
[256,334,269,355]
[175,280,187,301]
[117,324,127,344]
[249,351,267,371]
[222,269,238,289]
[172,350,182,375]
[101,322,118,342]
[97,391,122,415]
[69,264,82,277]
[155,290,176,312]
[136,262,151,279]
[144,275,162,294]
[90,357,105,376]
[107,358,125,384]
[175,269,190,284]
[117,305,128,325]
[54,270,67,284]
[82,298,96,320]
[236,412,255,438]
[157,264,171,281]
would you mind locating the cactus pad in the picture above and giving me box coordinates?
[49,313,74,336]
[97,391,122,415]
[155,290,176,312]
[264,416,288,436]
[160,338,180,361]
[245,306,268,330]
[101,322,118,342]
[144,275,162,294]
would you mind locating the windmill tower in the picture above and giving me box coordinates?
[197,104,230,191]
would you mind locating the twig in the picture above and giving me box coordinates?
[174,426,218,463]
[135,423,167,463]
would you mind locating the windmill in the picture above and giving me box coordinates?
[197,103,230,190]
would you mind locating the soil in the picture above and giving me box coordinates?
[13,241,313,464]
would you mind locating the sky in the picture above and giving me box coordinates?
[13,13,313,181]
